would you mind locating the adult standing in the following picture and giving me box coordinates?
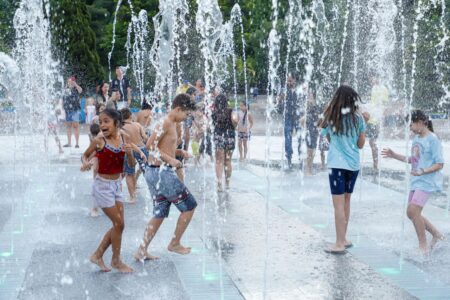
[364,77,389,171]
[110,66,131,109]
[63,76,82,148]
[212,94,237,191]
[95,81,110,105]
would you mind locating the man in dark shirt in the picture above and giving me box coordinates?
[63,76,82,148]
[110,66,131,109]
[280,73,302,169]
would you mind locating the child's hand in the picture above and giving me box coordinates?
[181,150,191,159]
[381,148,393,158]
[362,111,370,122]
[123,143,133,154]
[411,168,424,176]
[80,161,92,171]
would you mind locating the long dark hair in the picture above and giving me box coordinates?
[212,94,232,128]
[98,81,109,101]
[320,85,361,136]
[410,109,434,132]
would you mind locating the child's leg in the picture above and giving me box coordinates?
[305,148,315,175]
[238,139,243,160]
[320,150,326,169]
[135,217,164,260]
[73,122,80,147]
[65,122,72,145]
[344,193,352,245]
[332,194,347,250]
[407,204,428,253]
[215,149,225,188]
[224,150,233,188]
[101,202,133,272]
[369,138,378,170]
[243,139,248,159]
[424,216,444,249]
[168,209,196,254]
[125,174,137,202]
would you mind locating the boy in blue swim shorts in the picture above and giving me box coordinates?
[134,93,197,261]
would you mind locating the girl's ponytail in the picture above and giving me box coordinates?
[410,109,434,132]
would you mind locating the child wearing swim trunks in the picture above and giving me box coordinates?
[134,93,197,261]
[320,85,366,254]
[81,108,135,273]
[382,110,444,255]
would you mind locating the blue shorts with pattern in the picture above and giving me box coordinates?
[144,166,197,218]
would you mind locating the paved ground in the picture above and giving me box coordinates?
[1,131,450,299]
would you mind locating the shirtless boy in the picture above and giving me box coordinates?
[120,108,147,203]
[134,93,196,260]
[136,100,153,131]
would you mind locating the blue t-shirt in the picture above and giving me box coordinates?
[410,133,444,192]
[321,114,366,171]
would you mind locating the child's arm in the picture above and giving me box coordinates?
[411,163,444,176]
[248,113,254,130]
[122,135,136,167]
[381,148,408,163]
[357,132,365,149]
[81,137,102,171]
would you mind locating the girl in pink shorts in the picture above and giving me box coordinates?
[382,110,445,255]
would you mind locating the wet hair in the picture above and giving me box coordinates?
[171,93,196,111]
[212,94,233,128]
[120,108,132,121]
[410,109,434,132]
[100,108,122,128]
[90,123,100,136]
[320,85,362,136]
[186,87,197,96]
[141,99,153,110]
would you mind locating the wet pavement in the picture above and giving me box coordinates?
[0,133,449,299]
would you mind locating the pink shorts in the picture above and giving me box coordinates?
[408,190,431,207]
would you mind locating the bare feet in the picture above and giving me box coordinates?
[324,244,346,254]
[127,197,136,204]
[419,244,429,256]
[111,260,134,273]
[430,235,445,250]
[134,249,159,261]
[168,244,191,255]
[344,240,353,248]
[90,254,111,272]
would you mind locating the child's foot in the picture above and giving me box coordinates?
[344,240,353,248]
[126,197,136,204]
[217,182,223,192]
[168,244,191,255]
[111,260,134,273]
[63,144,71,147]
[430,235,445,250]
[419,245,429,256]
[59,148,64,154]
[134,249,159,261]
[90,254,111,272]
[225,179,230,190]
[75,145,80,148]
[90,208,100,217]
[324,243,346,254]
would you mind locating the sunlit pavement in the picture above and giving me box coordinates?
[0,133,449,299]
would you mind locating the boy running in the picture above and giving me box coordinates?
[134,94,197,260]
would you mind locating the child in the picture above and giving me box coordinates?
[134,93,197,261]
[85,97,96,125]
[191,109,205,165]
[319,85,366,254]
[47,109,64,154]
[299,92,321,175]
[382,110,444,255]
[81,108,135,273]
[88,123,101,217]
[92,103,106,125]
[120,108,147,203]
[237,101,253,162]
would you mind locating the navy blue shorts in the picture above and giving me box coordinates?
[328,168,359,195]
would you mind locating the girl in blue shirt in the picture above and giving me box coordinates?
[320,85,366,254]
[382,110,444,255]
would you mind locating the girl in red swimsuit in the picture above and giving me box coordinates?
[81,108,135,273]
